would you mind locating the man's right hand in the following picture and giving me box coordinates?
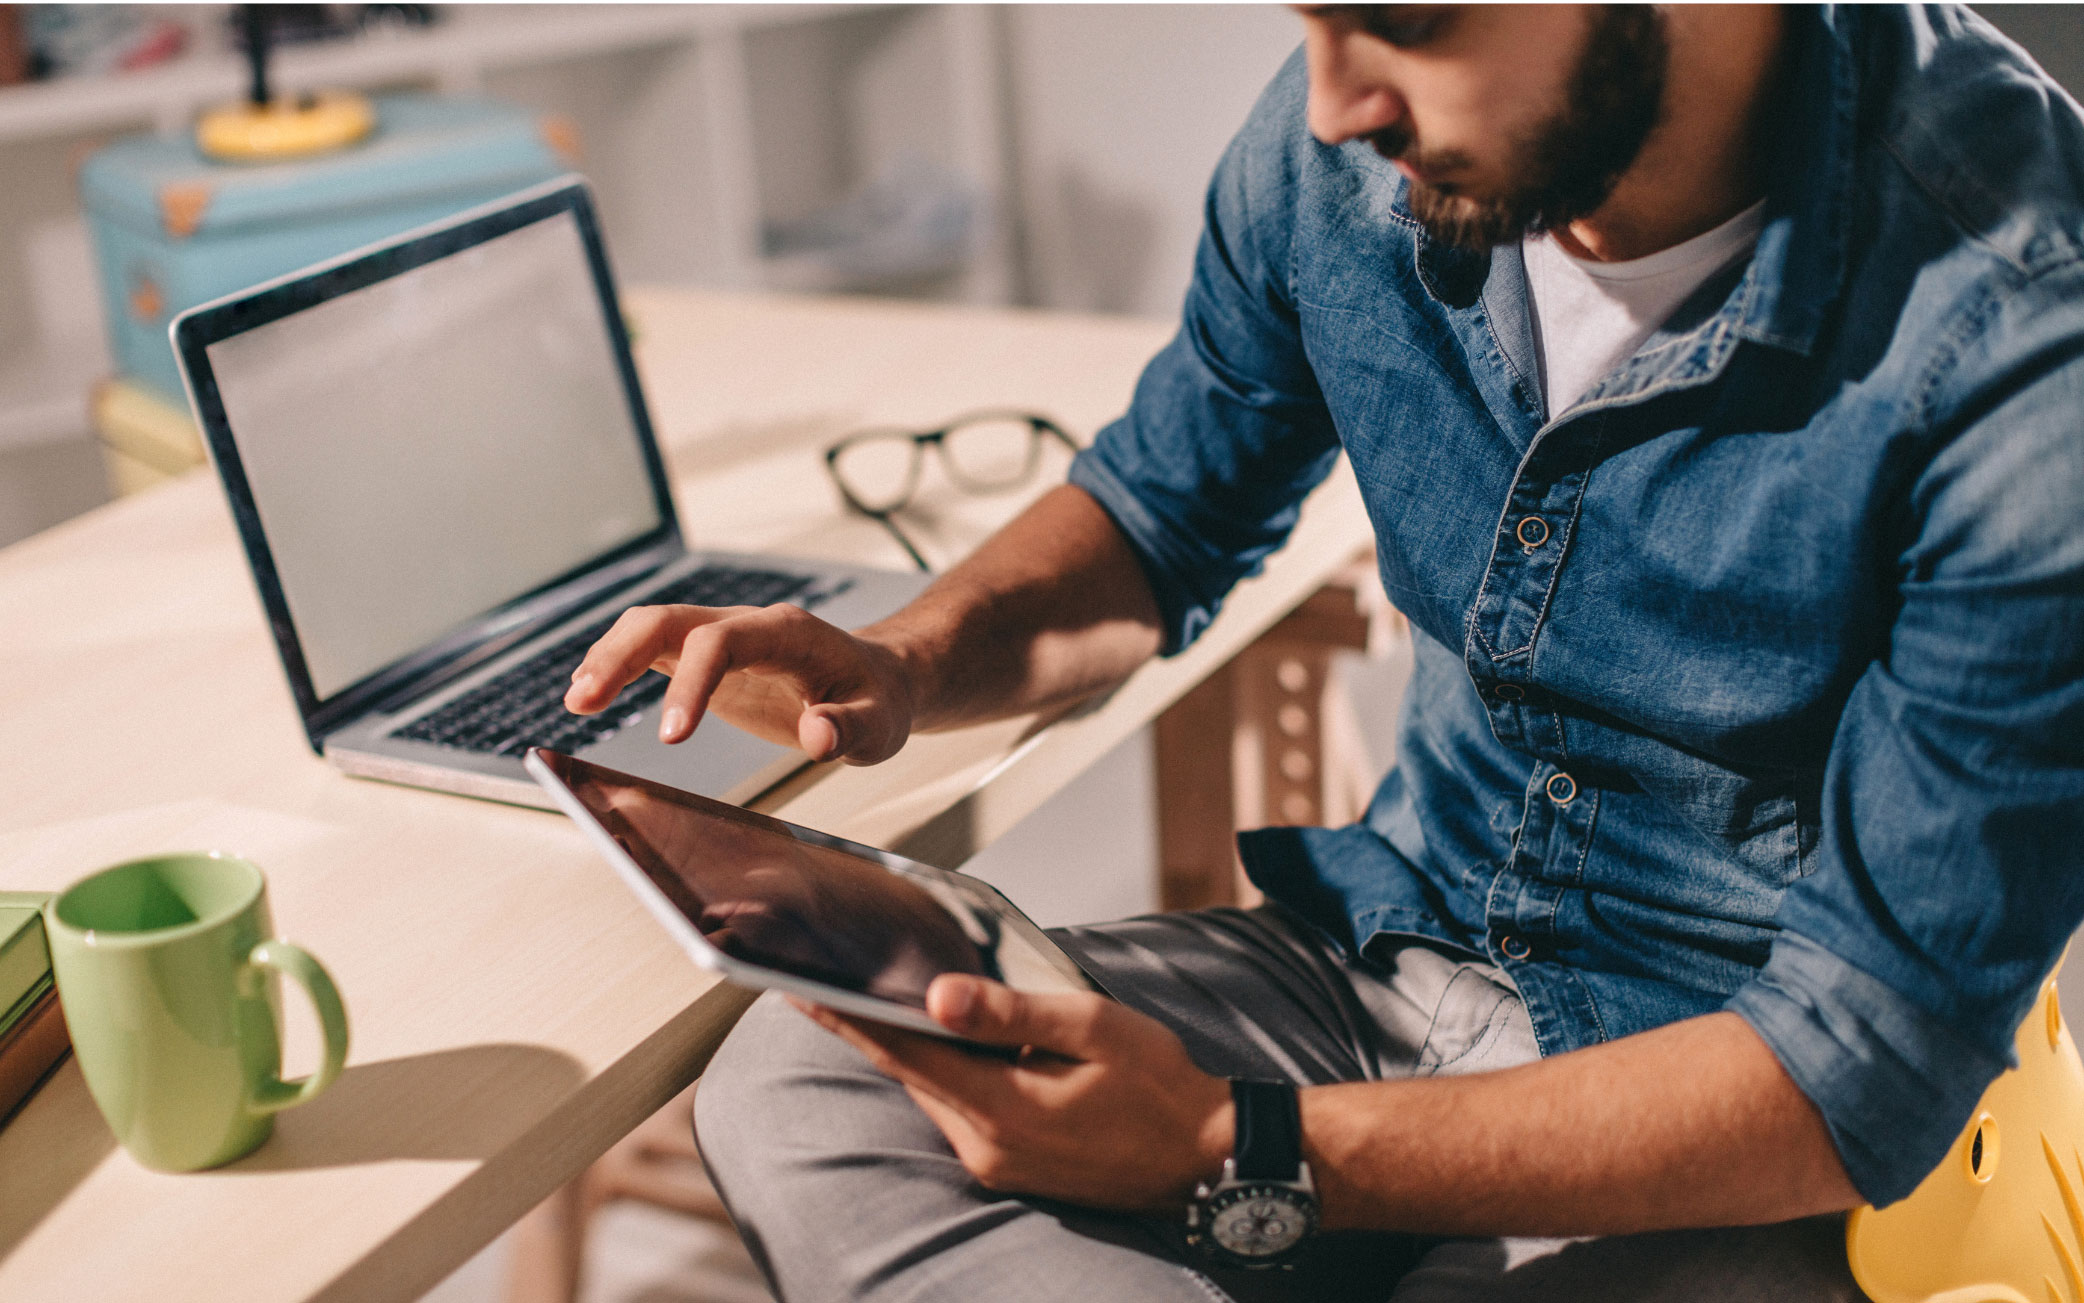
[563,486,1161,770]
[563,602,916,765]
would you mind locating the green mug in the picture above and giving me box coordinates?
[44,851,350,1171]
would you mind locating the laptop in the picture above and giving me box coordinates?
[170,177,930,810]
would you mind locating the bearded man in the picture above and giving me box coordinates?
[567,5,2084,1298]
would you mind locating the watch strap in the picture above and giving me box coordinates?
[1229,1078,1302,1181]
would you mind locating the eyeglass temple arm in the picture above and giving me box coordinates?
[1033,416,1080,452]
[872,510,933,573]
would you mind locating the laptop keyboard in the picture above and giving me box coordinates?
[392,564,818,758]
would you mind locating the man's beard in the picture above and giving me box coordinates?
[1375,7,1669,253]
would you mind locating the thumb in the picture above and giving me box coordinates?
[799,700,906,765]
[927,976,1112,1059]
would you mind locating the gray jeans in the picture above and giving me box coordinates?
[694,905,1862,1302]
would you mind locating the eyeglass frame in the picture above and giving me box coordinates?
[822,410,1080,571]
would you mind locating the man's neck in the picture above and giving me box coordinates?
[1551,5,1786,264]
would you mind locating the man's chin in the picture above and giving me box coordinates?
[1405,184,1531,255]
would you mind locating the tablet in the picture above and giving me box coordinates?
[525,748,1112,1043]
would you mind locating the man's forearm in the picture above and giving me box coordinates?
[1301,1011,1862,1236]
[859,484,1164,732]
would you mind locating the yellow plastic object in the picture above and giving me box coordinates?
[196,90,374,162]
[1846,971,2084,1303]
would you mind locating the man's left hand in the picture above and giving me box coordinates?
[793,977,1232,1212]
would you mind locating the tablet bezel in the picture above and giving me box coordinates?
[524,748,1108,1045]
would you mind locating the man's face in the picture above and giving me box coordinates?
[1298,5,1669,251]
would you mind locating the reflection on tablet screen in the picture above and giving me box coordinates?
[546,752,1091,1009]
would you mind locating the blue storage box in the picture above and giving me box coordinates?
[80,94,573,402]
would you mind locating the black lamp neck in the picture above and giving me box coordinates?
[241,5,271,107]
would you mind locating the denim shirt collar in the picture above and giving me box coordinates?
[1731,4,1859,356]
[1411,6,1859,373]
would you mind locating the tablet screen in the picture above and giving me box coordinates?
[538,751,1098,1009]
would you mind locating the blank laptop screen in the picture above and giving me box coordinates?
[205,209,662,701]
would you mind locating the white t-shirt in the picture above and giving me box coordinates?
[1522,200,1765,417]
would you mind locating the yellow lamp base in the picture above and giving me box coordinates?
[196,91,375,162]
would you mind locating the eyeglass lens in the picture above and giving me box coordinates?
[831,415,1066,514]
[939,414,1048,491]
[830,434,922,514]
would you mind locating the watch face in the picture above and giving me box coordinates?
[1208,1184,1316,1259]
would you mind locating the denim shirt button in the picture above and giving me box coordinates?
[1515,516,1551,549]
[1500,934,1533,961]
[1494,683,1525,701]
[1546,772,1577,805]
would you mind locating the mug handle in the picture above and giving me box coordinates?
[243,939,351,1115]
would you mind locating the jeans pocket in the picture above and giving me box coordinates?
[1413,967,1535,1077]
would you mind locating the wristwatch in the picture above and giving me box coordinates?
[1185,1078,1319,1268]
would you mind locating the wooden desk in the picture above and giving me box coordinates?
[0,290,1369,1301]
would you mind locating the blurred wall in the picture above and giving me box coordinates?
[1980,5,2084,93]
[1003,5,1299,319]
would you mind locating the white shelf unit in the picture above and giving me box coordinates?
[0,3,1015,452]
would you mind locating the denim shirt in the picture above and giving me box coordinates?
[1068,4,2084,1207]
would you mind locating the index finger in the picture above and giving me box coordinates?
[563,604,725,714]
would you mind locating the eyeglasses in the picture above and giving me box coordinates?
[823,410,1079,571]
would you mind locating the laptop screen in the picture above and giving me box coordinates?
[203,207,663,701]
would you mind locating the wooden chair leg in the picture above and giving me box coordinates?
[502,1082,732,1303]
[504,1175,590,1303]
[1153,562,1383,913]
[1154,662,1243,911]
[600,1080,733,1223]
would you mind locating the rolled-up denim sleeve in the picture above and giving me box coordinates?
[1728,263,2084,1207]
[1068,51,1342,655]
